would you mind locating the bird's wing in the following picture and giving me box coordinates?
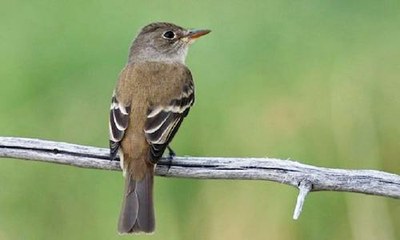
[144,80,195,163]
[109,91,131,160]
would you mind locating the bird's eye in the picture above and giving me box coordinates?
[162,31,175,39]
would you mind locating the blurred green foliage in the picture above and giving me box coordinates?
[0,1,399,239]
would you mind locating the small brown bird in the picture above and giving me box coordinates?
[109,22,210,234]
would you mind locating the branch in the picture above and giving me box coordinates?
[1,137,399,219]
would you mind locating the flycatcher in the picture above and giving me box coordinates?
[109,22,210,234]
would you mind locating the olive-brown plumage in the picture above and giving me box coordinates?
[109,22,210,234]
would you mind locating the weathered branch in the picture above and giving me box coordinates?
[1,137,399,219]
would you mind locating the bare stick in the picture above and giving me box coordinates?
[293,180,312,220]
[1,137,399,218]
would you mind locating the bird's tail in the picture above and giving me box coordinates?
[118,167,155,234]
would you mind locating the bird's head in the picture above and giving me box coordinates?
[129,22,210,63]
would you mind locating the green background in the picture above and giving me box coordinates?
[0,1,399,239]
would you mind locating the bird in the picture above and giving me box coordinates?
[108,22,210,234]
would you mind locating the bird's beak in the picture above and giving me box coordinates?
[187,29,211,39]
[181,29,211,43]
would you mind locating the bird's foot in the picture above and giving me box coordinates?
[166,146,176,173]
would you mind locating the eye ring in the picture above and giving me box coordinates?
[162,31,176,39]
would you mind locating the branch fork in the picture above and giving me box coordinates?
[293,180,312,220]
